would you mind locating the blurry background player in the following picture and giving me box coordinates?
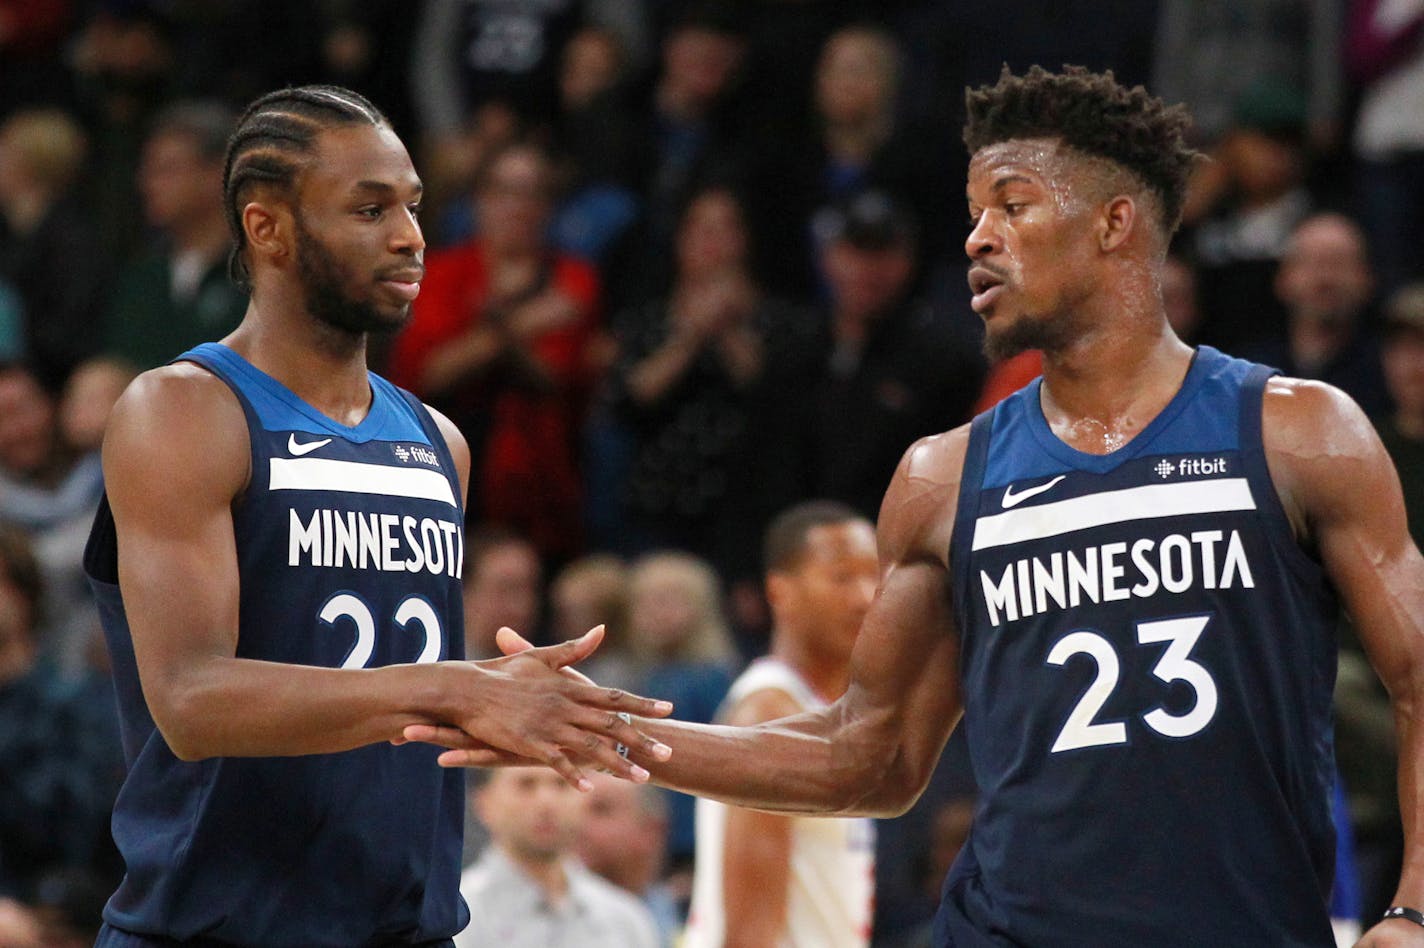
[457,768,659,948]
[84,84,669,948]
[683,501,876,948]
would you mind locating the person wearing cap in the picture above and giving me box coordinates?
[803,188,983,519]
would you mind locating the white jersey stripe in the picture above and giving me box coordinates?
[972,478,1256,552]
[269,457,457,507]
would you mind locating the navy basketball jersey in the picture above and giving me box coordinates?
[85,343,469,946]
[937,347,1339,947]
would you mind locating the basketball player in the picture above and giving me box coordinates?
[419,67,1424,945]
[83,85,670,947]
[682,501,877,948]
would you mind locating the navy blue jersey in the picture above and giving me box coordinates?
[937,347,1339,947]
[84,343,468,946]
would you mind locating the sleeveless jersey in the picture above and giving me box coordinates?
[936,347,1338,947]
[683,658,876,948]
[84,343,468,946]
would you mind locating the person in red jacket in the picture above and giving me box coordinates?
[388,140,602,559]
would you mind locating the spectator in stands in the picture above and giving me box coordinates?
[611,4,748,309]
[611,184,817,579]
[549,554,639,691]
[0,362,105,672]
[0,109,106,391]
[1153,0,1342,148]
[626,551,738,884]
[0,526,122,903]
[1245,212,1391,415]
[578,773,680,947]
[390,141,602,559]
[797,190,983,519]
[1348,0,1424,297]
[1182,81,1314,353]
[457,768,659,948]
[746,24,954,299]
[461,527,543,660]
[105,101,245,370]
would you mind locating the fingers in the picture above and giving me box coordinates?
[494,625,536,656]
[402,723,481,749]
[584,683,675,720]
[584,707,673,763]
[549,624,605,667]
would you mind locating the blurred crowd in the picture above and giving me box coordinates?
[2,0,1423,944]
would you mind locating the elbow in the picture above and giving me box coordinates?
[832,714,928,818]
[146,678,219,762]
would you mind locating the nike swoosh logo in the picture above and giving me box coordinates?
[1001,474,1067,509]
[288,434,333,457]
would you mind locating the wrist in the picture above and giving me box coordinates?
[1384,906,1424,928]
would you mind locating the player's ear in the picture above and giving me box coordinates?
[764,572,794,614]
[242,198,294,268]
[1098,195,1136,253]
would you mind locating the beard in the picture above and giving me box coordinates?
[293,214,411,336]
[983,309,1078,362]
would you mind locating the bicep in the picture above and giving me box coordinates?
[1271,382,1424,692]
[104,374,248,711]
[721,805,794,939]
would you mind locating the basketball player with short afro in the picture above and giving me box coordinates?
[419,66,1424,946]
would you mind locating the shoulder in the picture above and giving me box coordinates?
[878,423,973,567]
[1260,375,1386,534]
[103,363,251,508]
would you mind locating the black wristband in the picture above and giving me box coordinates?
[1383,906,1424,927]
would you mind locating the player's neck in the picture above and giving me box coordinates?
[1038,320,1194,456]
[223,308,374,427]
[771,634,850,702]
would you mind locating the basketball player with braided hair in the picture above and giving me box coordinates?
[84,84,672,947]
[422,66,1424,945]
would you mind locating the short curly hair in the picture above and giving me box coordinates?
[964,65,1198,234]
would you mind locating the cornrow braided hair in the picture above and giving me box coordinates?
[223,85,388,287]
[963,65,1199,235]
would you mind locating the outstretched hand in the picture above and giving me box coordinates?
[399,625,673,790]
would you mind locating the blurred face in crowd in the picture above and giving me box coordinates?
[463,538,541,655]
[139,130,223,231]
[477,145,553,255]
[561,29,622,110]
[662,26,742,108]
[279,124,424,335]
[550,557,626,644]
[815,29,898,127]
[825,238,914,321]
[0,367,57,478]
[629,559,706,657]
[965,139,1109,361]
[59,359,136,453]
[1219,128,1302,204]
[767,519,877,666]
[1275,214,1374,327]
[676,189,747,281]
[477,768,585,864]
[577,773,665,891]
[1384,322,1424,424]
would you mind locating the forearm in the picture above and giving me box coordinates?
[1390,683,1424,907]
[151,657,458,760]
[626,704,908,817]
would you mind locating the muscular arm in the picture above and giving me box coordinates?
[1264,379,1424,943]
[429,428,970,816]
[105,365,666,783]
